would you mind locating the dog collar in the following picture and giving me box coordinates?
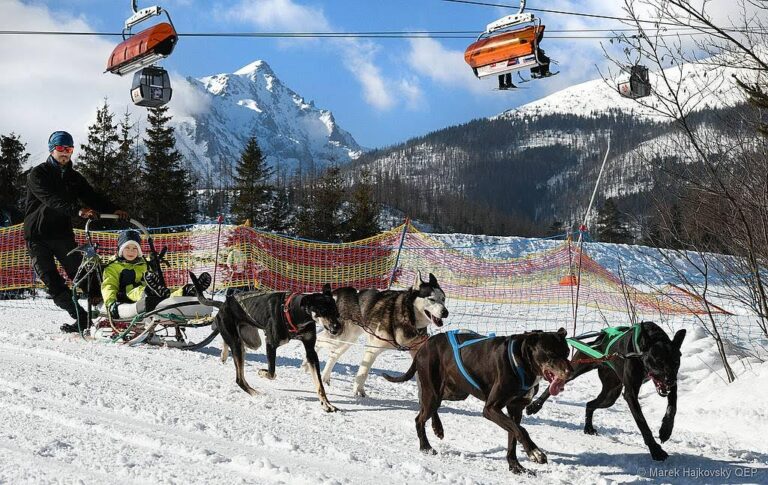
[283,293,299,333]
[509,339,532,391]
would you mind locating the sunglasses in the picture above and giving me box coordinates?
[54,145,74,154]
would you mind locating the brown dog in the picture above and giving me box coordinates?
[384,329,572,474]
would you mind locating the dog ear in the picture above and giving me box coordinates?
[322,283,332,296]
[428,273,438,287]
[672,329,686,349]
[557,327,567,338]
[413,270,423,290]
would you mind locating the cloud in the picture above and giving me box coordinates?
[0,1,206,165]
[223,0,415,110]
[406,37,489,94]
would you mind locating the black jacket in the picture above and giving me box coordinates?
[24,157,118,241]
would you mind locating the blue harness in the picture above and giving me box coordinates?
[446,330,532,392]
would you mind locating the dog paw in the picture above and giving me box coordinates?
[509,464,534,475]
[322,376,331,386]
[527,448,547,464]
[258,369,275,380]
[420,447,437,455]
[650,445,669,461]
[583,425,598,435]
[432,426,444,440]
[525,402,542,415]
[322,402,338,413]
[353,387,367,398]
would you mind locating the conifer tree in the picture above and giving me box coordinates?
[346,169,380,241]
[79,100,120,197]
[595,197,633,244]
[266,186,294,233]
[141,105,195,226]
[296,166,345,241]
[0,132,29,224]
[231,136,273,228]
[112,110,143,217]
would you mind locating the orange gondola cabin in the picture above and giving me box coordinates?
[464,24,545,79]
[106,21,178,76]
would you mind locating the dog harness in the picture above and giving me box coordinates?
[566,324,641,371]
[282,293,299,334]
[446,330,532,392]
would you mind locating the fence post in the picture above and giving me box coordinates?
[211,215,224,295]
[388,218,410,290]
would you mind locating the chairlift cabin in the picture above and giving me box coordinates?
[618,65,651,99]
[464,2,554,90]
[130,66,172,107]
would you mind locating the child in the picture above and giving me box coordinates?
[102,229,211,319]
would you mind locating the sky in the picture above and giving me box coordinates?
[0,0,741,156]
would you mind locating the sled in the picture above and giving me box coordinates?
[68,214,218,351]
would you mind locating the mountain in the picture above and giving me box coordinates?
[172,60,363,178]
[346,53,755,236]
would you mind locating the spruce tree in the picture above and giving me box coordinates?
[0,132,29,224]
[231,136,273,228]
[596,198,633,244]
[266,186,294,233]
[79,100,120,198]
[296,166,345,241]
[142,105,195,226]
[346,169,380,241]
[112,110,143,217]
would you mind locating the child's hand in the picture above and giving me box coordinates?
[115,210,129,220]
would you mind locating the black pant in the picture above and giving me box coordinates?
[27,238,87,321]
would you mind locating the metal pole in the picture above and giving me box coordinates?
[388,218,410,290]
[211,214,224,295]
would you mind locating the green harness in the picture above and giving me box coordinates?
[566,324,642,371]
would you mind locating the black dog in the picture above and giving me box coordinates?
[526,321,686,461]
[384,329,573,475]
[190,273,342,412]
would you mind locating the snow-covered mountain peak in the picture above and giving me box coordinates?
[171,60,363,177]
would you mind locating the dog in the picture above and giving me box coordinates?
[383,329,573,475]
[189,272,342,412]
[314,272,449,397]
[525,321,686,461]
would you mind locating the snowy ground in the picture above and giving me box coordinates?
[0,303,766,484]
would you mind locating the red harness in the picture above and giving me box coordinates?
[283,293,299,334]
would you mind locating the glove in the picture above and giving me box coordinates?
[114,209,129,221]
[109,302,120,319]
[78,207,100,220]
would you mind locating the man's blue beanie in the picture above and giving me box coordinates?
[48,131,74,152]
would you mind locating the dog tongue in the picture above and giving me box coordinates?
[548,378,566,396]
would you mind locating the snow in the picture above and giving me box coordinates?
[1,235,767,483]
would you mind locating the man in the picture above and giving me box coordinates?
[24,130,129,333]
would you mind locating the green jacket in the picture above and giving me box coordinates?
[101,256,149,308]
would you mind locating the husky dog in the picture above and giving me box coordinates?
[315,272,449,397]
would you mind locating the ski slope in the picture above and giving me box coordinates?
[0,302,766,484]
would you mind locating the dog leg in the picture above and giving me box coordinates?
[659,386,677,443]
[303,339,338,412]
[431,411,444,440]
[623,379,668,461]
[258,343,277,380]
[353,343,385,397]
[505,405,533,475]
[321,341,353,386]
[483,389,544,465]
[220,343,229,363]
[584,368,622,435]
[415,387,441,454]
[231,340,259,396]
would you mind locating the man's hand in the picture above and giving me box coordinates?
[114,209,130,221]
[78,207,100,220]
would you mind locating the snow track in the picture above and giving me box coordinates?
[0,305,766,484]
